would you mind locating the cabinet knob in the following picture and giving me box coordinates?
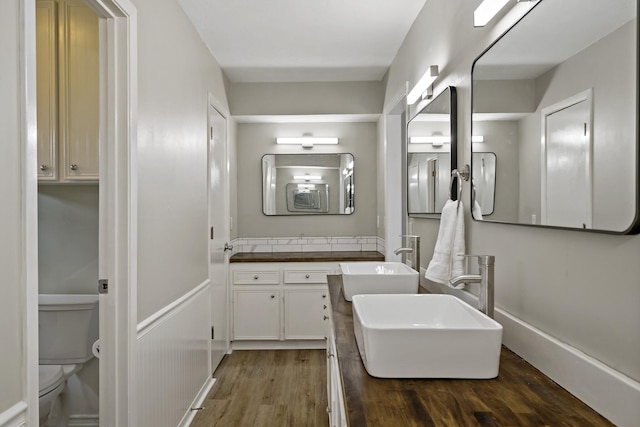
[323,305,327,310]
[322,294,327,298]
[270,295,276,299]
[254,275,259,280]
[69,164,78,171]
[323,315,329,320]
[39,164,48,171]
[305,274,310,279]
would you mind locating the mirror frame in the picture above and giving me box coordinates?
[406,86,458,218]
[470,1,640,235]
[261,153,355,216]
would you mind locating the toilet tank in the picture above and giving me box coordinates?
[38,294,99,364]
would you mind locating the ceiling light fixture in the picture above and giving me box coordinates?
[276,137,339,148]
[407,65,439,105]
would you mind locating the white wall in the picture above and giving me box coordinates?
[38,185,99,294]
[135,0,229,322]
[132,0,230,425]
[236,121,378,238]
[230,81,383,116]
[386,0,639,424]
[0,0,27,416]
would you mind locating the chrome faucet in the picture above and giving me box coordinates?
[394,247,413,255]
[394,235,420,272]
[448,255,495,318]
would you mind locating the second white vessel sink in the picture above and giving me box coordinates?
[352,294,503,379]
[339,262,419,301]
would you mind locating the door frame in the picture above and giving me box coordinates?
[22,0,138,425]
[207,93,232,364]
[540,88,593,227]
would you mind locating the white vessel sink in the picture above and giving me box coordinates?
[352,294,503,379]
[339,262,419,301]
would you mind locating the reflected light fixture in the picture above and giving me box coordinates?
[407,65,439,105]
[293,175,322,181]
[410,135,484,144]
[276,137,339,148]
[474,0,537,27]
[474,0,510,27]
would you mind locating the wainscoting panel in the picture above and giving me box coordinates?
[0,401,27,427]
[135,281,211,427]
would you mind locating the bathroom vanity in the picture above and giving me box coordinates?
[326,276,613,426]
[229,251,383,349]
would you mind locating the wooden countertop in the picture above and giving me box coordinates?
[327,276,613,427]
[229,251,384,263]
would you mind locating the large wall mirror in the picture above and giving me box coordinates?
[262,153,354,215]
[472,0,639,234]
[407,86,458,217]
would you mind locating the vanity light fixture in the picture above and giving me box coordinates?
[407,65,439,105]
[297,184,316,189]
[293,174,322,181]
[276,137,339,148]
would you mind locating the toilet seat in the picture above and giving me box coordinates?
[39,365,65,397]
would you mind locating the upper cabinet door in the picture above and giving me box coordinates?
[36,1,58,180]
[59,0,99,181]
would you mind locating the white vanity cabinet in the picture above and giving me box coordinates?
[36,0,100,182]
[230,262,336,347]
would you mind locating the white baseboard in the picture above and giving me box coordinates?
[179,378,215,427]
[0,402,27,427]
[497,309,640,427]
[66,414,99,427]
[231,340,327,351]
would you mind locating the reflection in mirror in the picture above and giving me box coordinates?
[472,152,496,217]
[407,86,457,216]
[472,0,639,233]
[262,153,354,215]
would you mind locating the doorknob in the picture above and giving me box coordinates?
[224,242,233,251]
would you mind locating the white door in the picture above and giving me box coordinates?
[542,93,592,228]
[208,100,229,371]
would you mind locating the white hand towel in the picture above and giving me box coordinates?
[472,200,483,220]
[425,199,465,284]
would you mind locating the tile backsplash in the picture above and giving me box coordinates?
[231,236,385,255]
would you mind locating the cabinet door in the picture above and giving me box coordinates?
[284,289,328,340]
[59,0,100,181]
[233,290,281,340]
[36,0,58,180]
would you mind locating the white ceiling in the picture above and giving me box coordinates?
[177,0,427,83]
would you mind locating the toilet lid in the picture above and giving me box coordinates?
[39,365,65,396]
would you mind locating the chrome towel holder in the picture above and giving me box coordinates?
[450,164,470,201]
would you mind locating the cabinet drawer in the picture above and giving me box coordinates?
[284,269,329,284]
[233,270,280,285]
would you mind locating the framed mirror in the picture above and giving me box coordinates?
[407,86,458,217]
[472,0,639,234]
[262,153,354,215]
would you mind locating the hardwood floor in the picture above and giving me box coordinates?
[192,347,613,427]
[191,350,328,427]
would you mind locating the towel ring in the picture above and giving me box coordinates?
[450,164,470,200]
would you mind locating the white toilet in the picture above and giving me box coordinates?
[38,294,99,427]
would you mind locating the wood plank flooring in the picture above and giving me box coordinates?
[191,350,328,427]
